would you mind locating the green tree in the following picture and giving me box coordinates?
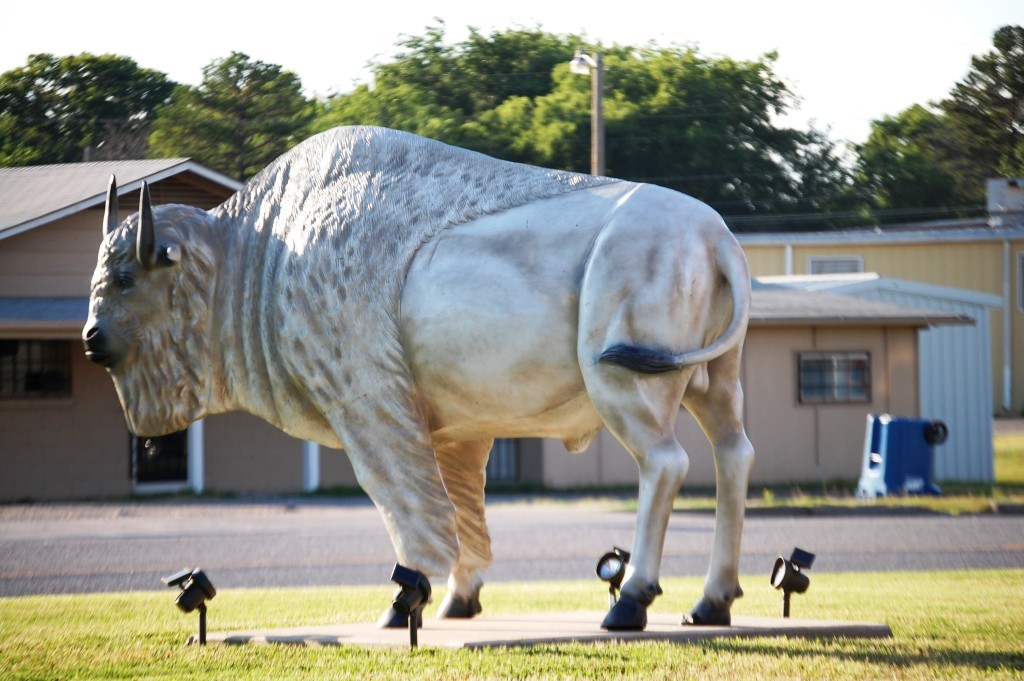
[0,53,173,166]
[854,105,962,217]
[491,44,858,229]
[940,25,1024,201]
[311,26,857,230]
[148,52,312,181]
[853,25,1023,218]
[311,22,586,153]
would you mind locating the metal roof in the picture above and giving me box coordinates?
[749,282,973,327]
[756,273,1002,308]
[0,159,241,241]
[737,222,1024,247]
[0,297,89,338]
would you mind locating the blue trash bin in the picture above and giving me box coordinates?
[856,414,946,498]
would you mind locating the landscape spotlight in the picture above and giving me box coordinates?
[596,547,631,607]
[769,548,815,618]
[162,567,216,644]
[387,563,431,649]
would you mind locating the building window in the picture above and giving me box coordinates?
[0,340,72,399]
[798,352,871,403]
[807,255,864,275]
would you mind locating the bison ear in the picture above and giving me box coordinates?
[104,175,119,236]
[158,243,182,266]
[136,182,157,269]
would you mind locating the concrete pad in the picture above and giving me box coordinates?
[196,612,892,649]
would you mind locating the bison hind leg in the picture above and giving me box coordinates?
[684,586,743,626]
[682,345,755,626]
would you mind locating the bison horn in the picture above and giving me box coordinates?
[104,175,119,236]
[136,181,157,269]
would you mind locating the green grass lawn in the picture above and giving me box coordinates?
[995,431,1024,486]
[3,570,1022,680]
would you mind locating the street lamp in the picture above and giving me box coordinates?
[569,48,605,176]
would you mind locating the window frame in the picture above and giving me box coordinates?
[0,339,73,401]
[797,351,872,404]
[807,255,865,275]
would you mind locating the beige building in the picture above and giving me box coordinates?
[737,181,1024,416]
[0,160,975,500]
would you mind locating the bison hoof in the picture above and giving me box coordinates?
[601,596,648,631]
[683,597,731,626]
[377,605,423,629]
[436,592,482,619]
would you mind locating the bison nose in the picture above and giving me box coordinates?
[83,325,117,367]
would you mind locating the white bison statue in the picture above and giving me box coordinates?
[84,126,754,630]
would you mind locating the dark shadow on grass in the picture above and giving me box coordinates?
[702,638,1024,673]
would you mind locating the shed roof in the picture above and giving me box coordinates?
[749,282,973,327]
[0,297,90,338]
[0,159,241,241]
[756,273,1002,308]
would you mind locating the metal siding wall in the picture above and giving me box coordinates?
[742,247,786,277]
[791,243,1003,293]
[853,288,993,482]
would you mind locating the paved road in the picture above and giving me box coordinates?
[1,497,1021,597]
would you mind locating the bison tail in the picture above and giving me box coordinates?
[599,236,751,373]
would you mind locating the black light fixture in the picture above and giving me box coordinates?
[387,563,431,649]
[162,567,216,644]
[769,548,815,618]
[596,547,631,607]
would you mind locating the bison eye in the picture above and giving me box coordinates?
[114,271,135,292]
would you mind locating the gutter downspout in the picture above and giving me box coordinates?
[1003,241,1012,413]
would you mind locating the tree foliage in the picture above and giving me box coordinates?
[941,25,1024,200]
[855,105,962,215]
[9,25,1019,231]
[311,24,857,231]
[148,52,312,180]
[0,53,173,165]
[857,25,1024,217]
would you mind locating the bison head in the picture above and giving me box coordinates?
[84,177,219,436]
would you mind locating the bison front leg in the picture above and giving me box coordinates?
[326,393,459,629]
[433,439,494,619]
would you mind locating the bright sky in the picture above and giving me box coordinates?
[4,0,1021,146]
